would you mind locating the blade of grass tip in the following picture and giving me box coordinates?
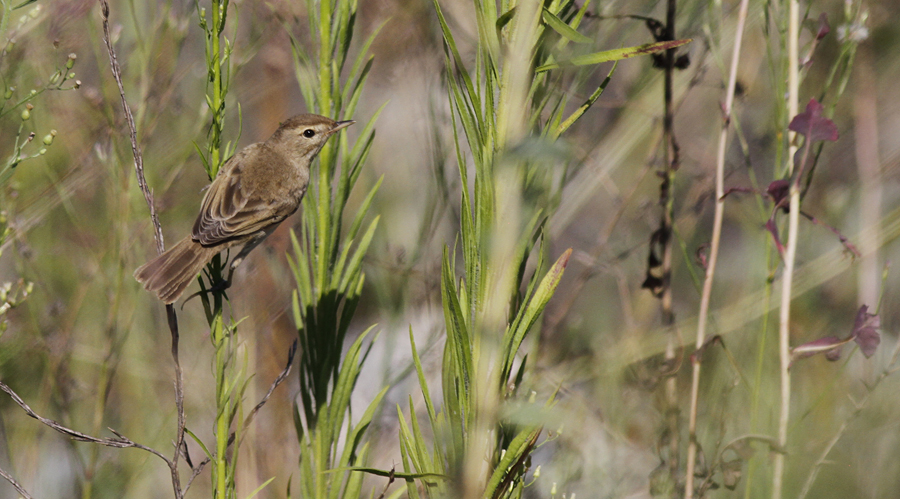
[409,328,438,425]
[496,6,516,32]
[348,100,386,164]
[333,179,382,282]
[339,445,369,499]
[542,92,567,136]
[288,34,317,107]
[397,405,422,471]
[541,7,592,44]
[334,0,353,70]
[408,395,433,470]
[343,57,374,119]
[349,101,388,177]
[441,247,473,393]
[184,428,213,459]
[345,17,388,90]
[439,342,465,461]
[337,278,365,341]
[447,71,484,162]
[242,476,276,499]
[504,249,572,379]
[473,6,500,70]
[507,226,546,344]
[398,425,424,499]
[483,428,540,499]
[326,326,374,442]
[433,0,482,117]
[337,215,379,294]
[536,38,692,72]
[341,387,388,467]
[553,60,617,138]
[347,176,383,242]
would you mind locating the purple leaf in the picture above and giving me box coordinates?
[696,243,710,271]
[767,180,790,208]
[765,217,785,256]
[789,99,839,143]
[816,13,831,40]
[721,186,756,200]
[851,305,881,358]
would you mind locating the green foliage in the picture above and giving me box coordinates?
[396,0,676,497]
[287,0,385,497]
[191,2,254,498]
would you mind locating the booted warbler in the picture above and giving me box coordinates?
[135,114,353,303]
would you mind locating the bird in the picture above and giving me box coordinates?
[135,114,354,304]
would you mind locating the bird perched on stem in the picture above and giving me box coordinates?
[135,114,354,304]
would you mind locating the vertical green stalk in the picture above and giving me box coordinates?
[210,1,222,172]
[289,1,386,497]
[197,1,235,498]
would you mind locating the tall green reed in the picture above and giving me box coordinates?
[287,0,386,497]
[398,1,685,497]
[191,2,249,498]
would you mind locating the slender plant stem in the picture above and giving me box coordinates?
[98,1,185,497]
[683,0,750,496]
[200,1,232,497]
[772,1,800,497]
[660,0,681,487]
[210,1,222,173]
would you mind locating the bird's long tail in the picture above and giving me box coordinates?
[134,236,218,304]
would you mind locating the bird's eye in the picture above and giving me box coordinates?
[303,129,316,138]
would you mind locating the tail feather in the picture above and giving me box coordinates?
[134,237,218,304]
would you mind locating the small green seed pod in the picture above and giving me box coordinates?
[66,53,77,69]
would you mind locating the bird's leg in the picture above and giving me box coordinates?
[229,230,271,270]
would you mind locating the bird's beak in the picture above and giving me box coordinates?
[332,120,355,133]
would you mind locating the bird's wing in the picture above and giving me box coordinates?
[191,145,296,246]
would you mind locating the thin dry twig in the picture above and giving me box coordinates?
[0,465,35,499]
[97,1,186,497]
[683,0,750,496]
[0,381,172,465]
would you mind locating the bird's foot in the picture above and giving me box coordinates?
[180,268,235,308]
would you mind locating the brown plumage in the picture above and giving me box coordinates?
[135,114,354,304]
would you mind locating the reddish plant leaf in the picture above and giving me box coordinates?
[851,305,881,358]
[825,346,843,362]
[696,243,710,271]
[816,13,831,40]
[721,186,759,201]
[765,217,785,256]
[789,98,839,143]
[766,180,790,209]
[690,334,722,363]
[799,211,862,258]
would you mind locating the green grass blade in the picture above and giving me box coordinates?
[536,38,692,72]
[541,7,592,44]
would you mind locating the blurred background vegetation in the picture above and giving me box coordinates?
[1,0,899,498]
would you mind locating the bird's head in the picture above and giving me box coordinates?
[269,113,355,161]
